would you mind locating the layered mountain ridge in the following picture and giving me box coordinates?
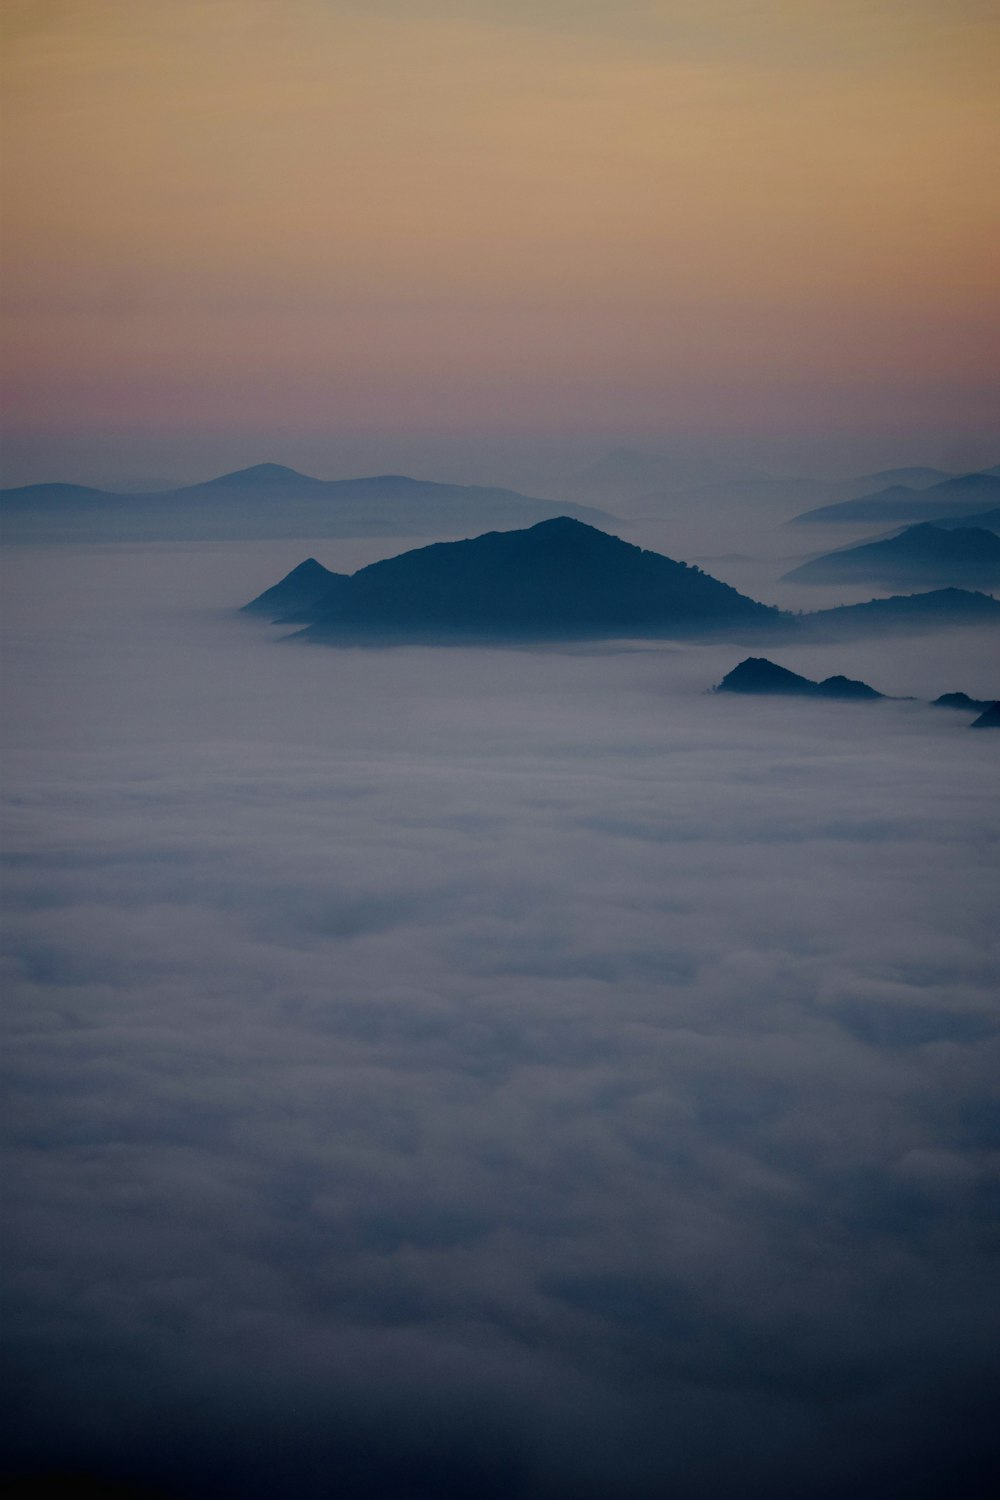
[243,517,1000,644]
[1,464,612,542]
[792,472,1000,526]
[783,522,1000,589]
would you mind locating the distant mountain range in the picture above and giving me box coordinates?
[783,523,1000,589]
[0,464,613,542]
[715,660,998,725]
[558,448,972,509]
[791,472,1000,525]
[634,466,964,516]
[243,517,1000,645]
[8,458,999,542]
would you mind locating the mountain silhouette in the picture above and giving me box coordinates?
[193,463,323,491]
[783,523,1000,589]
[0,481,129,511]
[715,663,1000,721]
[798,588,1000,639]
[242,557,349,619]
[247,517,784,642]
[244,525,1000,644]
[714,658,884,700]
[791,472,1000,525]
[1,467,613,542]
[933,692,994,713]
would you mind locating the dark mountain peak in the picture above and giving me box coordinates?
[282,556,327,578]
[244,519,781,643]
[242,556,348,617]
[530,514,593,532]
[814,674,884,701]
[799,589,1000,640]
[715,658,883,700]
[933,692,994,713]
[919,586,988,603]
[783,520,1000,588]
[715,658,816,695]
[970,702,1000,728]
[519,515,627,547]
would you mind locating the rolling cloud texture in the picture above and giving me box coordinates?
[2,541,998,1497]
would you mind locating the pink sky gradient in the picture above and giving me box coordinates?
[2,0,998,484]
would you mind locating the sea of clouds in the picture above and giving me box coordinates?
[1,539,998,1498]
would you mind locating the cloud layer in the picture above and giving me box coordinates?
[2,540,999,1497]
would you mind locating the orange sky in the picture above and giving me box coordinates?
[1,0,998,480]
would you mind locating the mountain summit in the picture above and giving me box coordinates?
[242,557,349,619]
[714,658,884,700]
[245,517,783,642]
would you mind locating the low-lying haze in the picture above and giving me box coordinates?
[2,537,998,1497]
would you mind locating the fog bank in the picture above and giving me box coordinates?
[2,540,998,1498]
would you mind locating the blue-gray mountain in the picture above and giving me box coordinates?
[241,557,349,621]
[797,587,1000,639]
[783,523,1000,589]
[791,471,1000,525]
[714,659,885,700]
[247,518,783,641]
[0,464,612,543]
[716,661,997,724]
[924,507,1000,533]
[933,692,995,713]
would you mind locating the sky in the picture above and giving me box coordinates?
[2,536,999,1497]
[2,0,999,485]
